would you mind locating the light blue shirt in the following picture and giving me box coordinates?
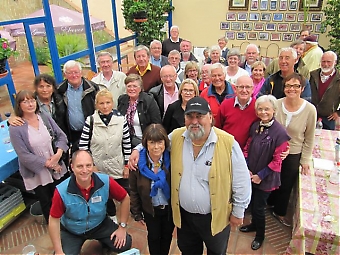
[245,62,252,76]
[147,154,168,206]
[150,56,161,68]
[67,83,85,131]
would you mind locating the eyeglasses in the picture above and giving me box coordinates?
[182,89,195,94]
[65,71,81,76]
[284,84,301,89]
[21,99,36,105]
[235,85,253,90]
[151,47,161,50]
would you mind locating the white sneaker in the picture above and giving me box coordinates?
[110,215,118,224]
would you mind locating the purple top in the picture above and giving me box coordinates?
[9,113,68,190]
[246,119,290,191]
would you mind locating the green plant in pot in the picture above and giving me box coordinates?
[129,1,148,22]
[0,38,18,75]
[123,0,174,45]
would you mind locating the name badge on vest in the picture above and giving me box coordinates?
[91,196,102,203]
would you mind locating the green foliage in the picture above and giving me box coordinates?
[55,34,87,57]
[322,0,340,58]
[30,46,50,65]
[122,0,174,46]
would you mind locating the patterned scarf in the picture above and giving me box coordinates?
[126,100,138,136]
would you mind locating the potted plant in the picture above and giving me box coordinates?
[0,38,18,77]
[129,1,148,22]
[123,0,174,45]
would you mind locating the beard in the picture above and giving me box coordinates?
[321,67,334,74]
[188,123,205,140]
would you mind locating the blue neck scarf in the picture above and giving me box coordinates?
[138,148,170,199]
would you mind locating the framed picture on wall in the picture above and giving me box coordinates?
[289,0,297,10]
[297,13,307,22]
[260,0,269,10]
[304,24,313,31]
[259,32,269,40]
[226,32,235,40]
[270,0,278,10]
[311,13,323,21]
[231,22,241,30]
[278,23,289,31]
[299,0,323,11]
[279,0,288,10]
[254,22,265,30]
[229,0,250,10]
[266,23,276,31]
[220,22,230,30]
[226,13,237,20]
[238,13,248,21]
[314,34,319,40]
[315,23,322,32]
[242,22,253,30]
[290,23,301,32]
[285,13,296,21]
[249,13,260,20]
[270,33,281,41]
[251,0,259,10]
[283,33,293,41]
[295,33,300,39]
[273,13,284,21]
[236,32,247,40]
[261,13,271,21]
[248,32,258,40]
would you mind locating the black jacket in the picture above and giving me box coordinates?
[162,99,184,134]
[149,83,180,117]
[57,77,99,139]
[117,92,162,134]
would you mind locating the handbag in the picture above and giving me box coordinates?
[131,136,142,148]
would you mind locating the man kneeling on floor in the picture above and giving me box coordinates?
[48,150,132,255]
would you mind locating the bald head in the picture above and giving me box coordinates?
[235,75,254,103]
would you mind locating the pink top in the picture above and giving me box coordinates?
[251,76,265,98]
[163,86,179,114]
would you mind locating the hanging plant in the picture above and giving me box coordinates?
[122,0,174,45]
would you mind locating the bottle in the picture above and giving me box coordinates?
[315,118,323,136]
[335,137,340,165]
[1,124,14,153]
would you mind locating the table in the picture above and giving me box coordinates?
[0,120,18,182]
[286,130,340,255]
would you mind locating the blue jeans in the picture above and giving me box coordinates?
[321,116,335,130]
[60,217,132,255]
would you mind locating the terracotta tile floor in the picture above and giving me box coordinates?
[0,61,293,254]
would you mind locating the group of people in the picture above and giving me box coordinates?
[7,24,339,255]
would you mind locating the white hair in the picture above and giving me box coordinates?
[209,63,226,76]
[150,40,162,48]
[170,25,179,32]
[246,44,260,53]
[255,95,278,113]
[210,45,221,55]
[279,47,297,59]
[63,60,82,74]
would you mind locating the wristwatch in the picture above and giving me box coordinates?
[119,222,127,228]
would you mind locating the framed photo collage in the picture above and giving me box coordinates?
[222,0,323,41]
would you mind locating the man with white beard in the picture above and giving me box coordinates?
[310,51,340,130]
[128,97,251,254]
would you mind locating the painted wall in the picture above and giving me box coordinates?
[172,0,329,57]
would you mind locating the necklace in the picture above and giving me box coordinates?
[154,162,161,168]
[192,141,205,147]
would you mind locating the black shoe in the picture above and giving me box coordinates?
[239,224,256,232]
[251,238,263,250]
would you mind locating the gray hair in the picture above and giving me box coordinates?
[290,39,305,48]
[168,49,181,57]
[279,47,298,59]
[255,95,278,114]
[218,36,228,43]
[134,45,150,58]
[245,44,259,53]
[63,60,82,74]
[160,64,177,74]
[96,51,113,65]
[323,51,338,62]
[170,25,179,32]
[150,40,162,48]
[227,48,241,59]
[210,45,221,55]
[209,63,226,76]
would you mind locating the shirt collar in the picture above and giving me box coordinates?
[36,96,54,106]
[67,81,83,91]
[164,84,179,94]
[136,62,152,76]
[234,96,252,109]
[151,56,161,62]
[170,37,180,43]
